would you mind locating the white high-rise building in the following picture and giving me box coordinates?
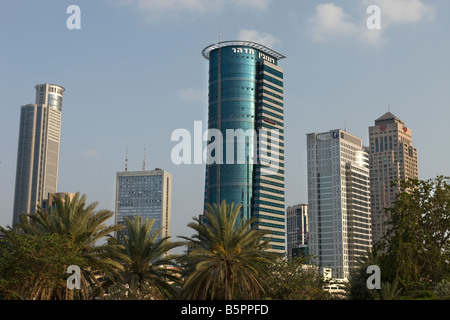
[115,168,172,242]
[307,129,371,280]
[12,83,65,225]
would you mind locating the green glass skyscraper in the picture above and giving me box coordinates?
[202,41,286,253]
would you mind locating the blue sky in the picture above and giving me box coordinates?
[1,0,449,242]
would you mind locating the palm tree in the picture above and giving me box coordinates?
[347,249,381,300]
[115,216,182,299]
[369,278,401,300]
[179,200,279,300]
[16,192,126,299]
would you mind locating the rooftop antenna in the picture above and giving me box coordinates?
[344,120,347,132]
[142,146,146,171]
[125,148,128,172]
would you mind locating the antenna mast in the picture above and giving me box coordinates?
[142,146,146,171]
[125,148,128,172]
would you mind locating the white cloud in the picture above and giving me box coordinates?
[233,0,271,11]
[116,0,271,23]
[362,0,435,25]
[307,0,434,47]
[237,29,281,49]
[307,3,360,42]
[178,88,207,103]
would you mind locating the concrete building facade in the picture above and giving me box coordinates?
[12,83,65,225]
[369,112,418,244]
[307,129,371,280]
[286,204,308,258]
[115,168,172,242]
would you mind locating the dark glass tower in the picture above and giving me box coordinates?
[202,41,286,253]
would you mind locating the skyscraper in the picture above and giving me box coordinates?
[286,204,309,258]
[369,112,418,244]
[115,168,172,242]
[307,129,371,279]
[201,40,286,253]
[12,83,65,225]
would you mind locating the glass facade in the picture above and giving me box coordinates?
[115,170,172,242]
[205,45,258,221]
[203,41,286,253]
[117,175,163,226]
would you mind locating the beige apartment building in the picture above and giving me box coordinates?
[369,112,419,245]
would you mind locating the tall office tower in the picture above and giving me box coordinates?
[286,204,309,258]
[369,112,418,245]
[115,168,172,242]
[12,83,65,226]
[307,130,371,280]
[201,40,286,253]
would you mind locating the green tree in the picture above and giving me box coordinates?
[433,279,450,299]
[375,176,450,296]
[112,217,182,300]
[347,249,381,300]
[180,200,279,300]
[264,256,332,300]
[15,192,126,299]
[0,230,86,300]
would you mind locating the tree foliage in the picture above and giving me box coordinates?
[0,230,86,300]
[263,256,332,300]
[349,176,450,299]
[347,249,381,300]
[12,192,127,299]
[375,176,450,295]
[180,200,279,300]
[112,216,182,299]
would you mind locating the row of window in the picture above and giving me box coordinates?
[258,221,285,230]
[258,64,283,79]
[261,74,283,87]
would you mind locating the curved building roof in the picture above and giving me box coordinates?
[202,40,286,60]
[35,83,66,93]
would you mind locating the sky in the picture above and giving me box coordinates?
[1,0,449,244]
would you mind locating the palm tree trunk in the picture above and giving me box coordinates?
[224,265,232,300]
